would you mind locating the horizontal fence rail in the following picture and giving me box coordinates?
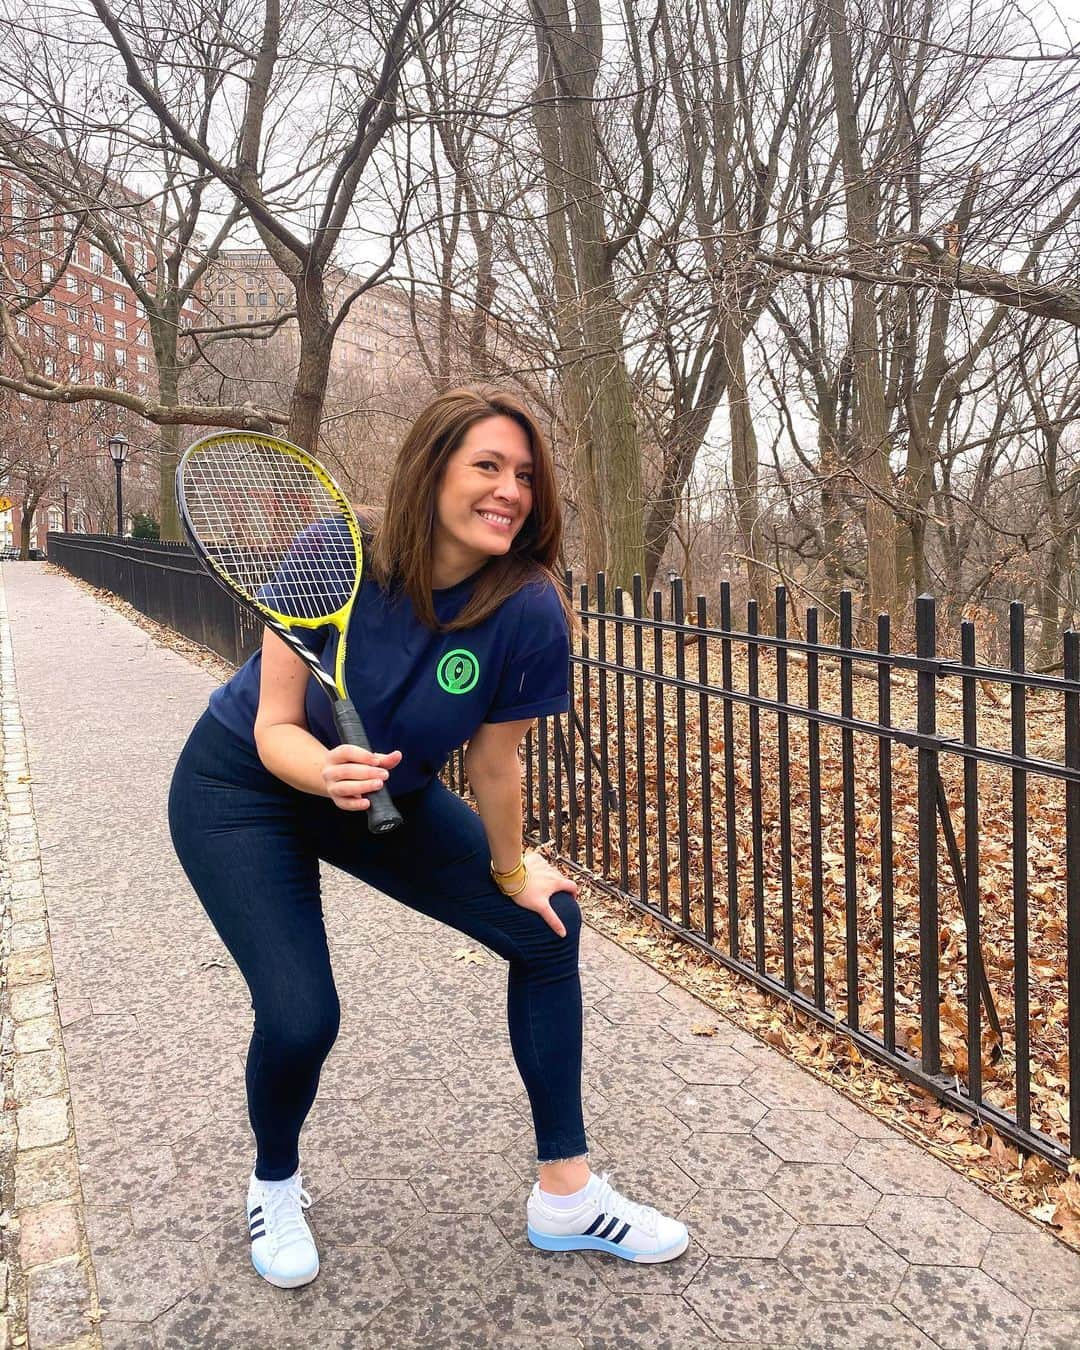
[50,535,1080,1170]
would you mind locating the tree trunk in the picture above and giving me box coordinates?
[725,327,770,619]
[531,0,643,588]
[827,0,898,620]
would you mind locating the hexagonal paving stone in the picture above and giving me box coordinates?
[845,1138,958,1197]
[751,1109,857,1164]
[894,1264,1032,1349]
[982,1230,1080,1310]
[658,1014,759,1050]
[314,1178,425,1246]
[588,1101,690,1154]
[580,1291,727,1348]
[766,1162,881,1226]
[302,1111,441,1180]
[388,1211,514,1285]
[352,1277,499,1349]
[93,1236,203,1322]
[410,1152,521,1213]
[679,1187,796,1259]
[945,1183,1034,1235]
[593,990,680,1028]
[99,1321,158,1350]
[288,1245,408,1333]
[433,1100,534,1156]
[586,1060,688,1105]
[360,1077,462,1133]
[779,1223,908,1303]
[477,1250,609,1338]
[663,1044,755,1086]
[868,1194,990,1266]
[742,1060,849,1111]
[670,1085,768,1133]
[801,1301,938,1348]
[1022,1309,1080,1348]
[683,1255,819,1344]
[672,1134,782,1190]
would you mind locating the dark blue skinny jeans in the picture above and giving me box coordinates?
[168,710,588,1180]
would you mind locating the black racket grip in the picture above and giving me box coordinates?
[332,698,403,835]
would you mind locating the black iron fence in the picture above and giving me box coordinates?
[47,533,262,665]
[51,534,1080,1170]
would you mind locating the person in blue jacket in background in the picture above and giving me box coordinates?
[169,385,690,1288]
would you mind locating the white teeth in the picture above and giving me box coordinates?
[478,511,512,526]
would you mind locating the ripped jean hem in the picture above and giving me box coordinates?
[537,1150,590,1166]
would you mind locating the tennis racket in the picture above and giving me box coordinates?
[176,429,403,834]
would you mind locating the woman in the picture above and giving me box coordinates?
[168,386,690,1288]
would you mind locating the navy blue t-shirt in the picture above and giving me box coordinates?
[207,567,571,795]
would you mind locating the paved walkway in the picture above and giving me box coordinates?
[3,561,1080,1349]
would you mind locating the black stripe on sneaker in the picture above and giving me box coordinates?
[250,1224,265,1239]
[598,1217,621,1240]
[583,1213,607,1236]
[611,1221,631,1244]
[249,1205,263,1219]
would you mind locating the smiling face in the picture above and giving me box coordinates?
[430,415,534,588]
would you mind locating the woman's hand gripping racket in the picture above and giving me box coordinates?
[176,430,403,834]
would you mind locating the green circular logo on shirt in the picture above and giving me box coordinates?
[437,648,480,694]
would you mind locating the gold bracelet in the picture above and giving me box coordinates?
[490,856,528,895]
[497,869,529,897]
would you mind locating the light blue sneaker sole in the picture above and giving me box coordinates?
[527,1225,689,1263]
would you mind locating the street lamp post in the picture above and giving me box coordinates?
[108,433,129,536]
[59,478,69,533]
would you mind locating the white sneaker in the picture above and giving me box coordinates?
[526,1171,689,1263]
[247,1169,319,1288]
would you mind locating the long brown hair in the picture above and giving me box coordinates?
[367,385,578,634]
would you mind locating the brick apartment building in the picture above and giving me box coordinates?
[0,163,196,550]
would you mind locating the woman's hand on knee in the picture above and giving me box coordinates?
[505,851,579,937]
[321,744,402,811]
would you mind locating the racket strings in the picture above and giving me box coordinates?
[180,435,359,621]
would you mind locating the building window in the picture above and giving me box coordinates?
[217,291,224,305]
[93,341,105,361]
[67,272,78,292]
[115,374,126,391]
[114,320,126,340]
[43,324,55,342]
[44,356,56,376]
[136,327,148,346]
[276,291,286,305]
[112,264,123,281]
[93,313,105,334]
[246,312,254,322]
[43,297,55,315]
[67,333,79,353]
[68,305,79,324]
[115,348,126,366]
[91,284,103,303]
[136,355,149,373]
[15,315,29,336]
[258,293,267,306]
[42,262,54,283]
[13,254,25,273]
[115,292,126,313]
[48,507,63,532]
[228,292,236,306]
[93,370,104,386]
[245,292,254,306]
[89,246,104,273]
